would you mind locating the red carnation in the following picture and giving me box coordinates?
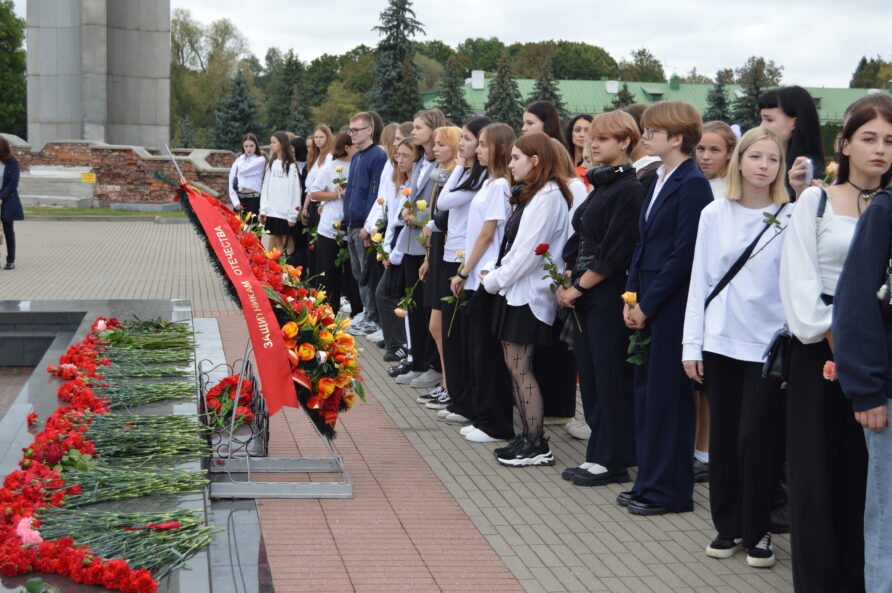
[534,243,549,256]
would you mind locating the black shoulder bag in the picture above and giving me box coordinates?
[704,203,787,308]
[762,190,827,380]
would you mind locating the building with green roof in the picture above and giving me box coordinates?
[423,74,892,124]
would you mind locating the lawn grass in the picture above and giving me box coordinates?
[24,207,185,218]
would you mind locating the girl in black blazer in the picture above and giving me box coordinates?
[0,137,23,270]
[622,102,713,515]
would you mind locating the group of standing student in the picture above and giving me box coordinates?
[224,89,892,592]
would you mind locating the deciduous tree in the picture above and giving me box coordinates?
[0,0,25,138]
[618,48,666,82]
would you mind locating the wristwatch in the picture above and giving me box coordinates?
[572,278,588,294]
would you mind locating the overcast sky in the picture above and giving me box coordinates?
[12,0,891,88]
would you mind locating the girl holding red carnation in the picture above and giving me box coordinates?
[481,132,571,466]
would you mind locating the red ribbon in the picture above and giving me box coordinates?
[184,186,299,416]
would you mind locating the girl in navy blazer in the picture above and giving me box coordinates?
[0,137,23,270]
[621,102,713,515]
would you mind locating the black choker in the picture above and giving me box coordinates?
[849,181,882,201]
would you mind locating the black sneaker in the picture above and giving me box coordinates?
[693,458,710,483]
[387,360,412,377]
[384,347,408,362]
[424,392,451,410]
[746,534,775,568]
[494,435,524,459]
[416,385,444,404]
[496,436,555,467]
[705,536,742,559]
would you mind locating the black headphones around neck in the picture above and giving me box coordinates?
[586,164,630,187]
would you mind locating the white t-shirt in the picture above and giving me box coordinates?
[683,198,793,363]
[463,177,511,292]
[709,176,728,200]
[305,153,333,202]
[309,158,349,240]
[436,167,480,263]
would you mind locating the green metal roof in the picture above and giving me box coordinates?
[423,78,892,124]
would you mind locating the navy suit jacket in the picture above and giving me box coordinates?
[0,158,23,222]
[627,158,712,319]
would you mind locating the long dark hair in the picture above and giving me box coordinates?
[0,136,15,163]
[331,132,353,160]
[455,116,492,192]
[367,111,385,144]
[758,86,824,170]
[525,100,568,149]
[269,131,295,174]
[836,104,892,189]
[565,114,593,165]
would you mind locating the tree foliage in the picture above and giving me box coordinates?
[604,83,636,112]
[414,53,445,92]
[552,41,619,80]
[311,81,364,132]
[264,50,306,134]
[436,56,472,125]
[703,69,732,123]
[0,0,25,138]
[457,37,506,72]
[304,54,341,107]
[732,56,784,130]
[529,59,565,118]
[850,55,892,89]
[618,48,666,82]
[680,67,712,85]
[171,9,250,147]
[369,0,425,121]
[417,40,456,65]
[484,52,524,130]
[214,70,263,151]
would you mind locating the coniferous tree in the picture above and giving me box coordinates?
[484,52,524,130]
[529,59,566,118]
[731,57,782,130]
[213,70,262,152]
[604,83,635,111]
[179,116,195,148]
[265,50,306,133]
[703,69,732,123]
[436,56,472,125]
[0,0,26,138]
[288,86,312,137]
[370,0,425,121]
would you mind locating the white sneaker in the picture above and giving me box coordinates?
[436,409,451,421]
[365,329,384,342]
[445,412,471,425]
[464,427,501,443]
[410,369,442,389]
[564,419,592,440]
[340,298,352,315]
[395,370,423,385]
[459,424,476,436]
[351,311,365,325]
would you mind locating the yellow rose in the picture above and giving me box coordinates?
[376,253,385,261]
[372,232,383,243]
[335,165,344,173]
[415,200,427,211]
[332,220,341,229]
[456,249,465,259]
[394,307,407,318]
[281,321,298,339]
[620,291,638,307]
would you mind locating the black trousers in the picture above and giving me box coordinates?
[316,235,344,315]
[703,352,783,548]
[440,262,466,400]
[2,221,15,263]
[462,289,514,440]
[534,335,577,418]
[239,195,260,217]
[375,263,407,351]
[401,255,432,372]
[787,339,866,593]
[574,290,636,469]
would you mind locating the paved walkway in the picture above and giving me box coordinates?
[0,220,795,593]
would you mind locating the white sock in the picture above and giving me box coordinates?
[579,462,595,470]
[586,463,609,474]
[694,449,709,463]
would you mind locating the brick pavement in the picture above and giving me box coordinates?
[0,220,795,593]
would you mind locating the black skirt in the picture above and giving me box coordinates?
[265,216,291,236]
[491,293,553,346]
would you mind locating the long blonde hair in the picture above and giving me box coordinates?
[307,124,334,170]
[433,126,462,174]
[725,128,789,205]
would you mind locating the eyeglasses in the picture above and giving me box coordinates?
[642,128,669,140]
[347,126,369,136]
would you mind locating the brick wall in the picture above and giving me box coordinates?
[24,142,235,204]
